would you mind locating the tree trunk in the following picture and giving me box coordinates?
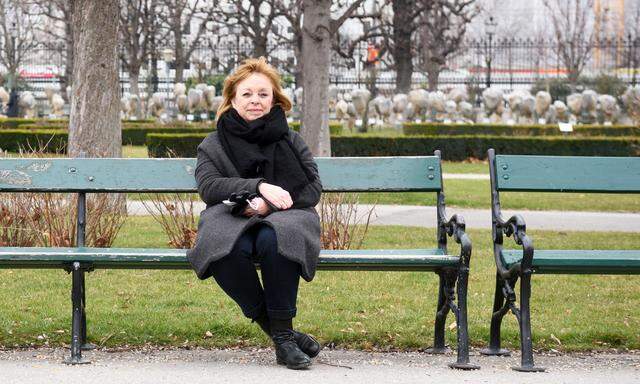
[426,60,441,91]
[68,0,121,158]
[254,36,268,57]
[129,71,144,120]
[301,0,331,157]
[293,36,304,87]
[568,69,579,91]
[393,0,414,94]
[174,30,184,83]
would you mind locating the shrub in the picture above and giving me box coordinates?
[0,150,126,247]
[147,133,640,160]
[0,129,68,153]
[331,135,640,160]
[147,133,205,157]
[319,193,374,250]
[402,123,640,137]
[141,193,198,249]
[290,122,343,135]
[578,74,628,99]
[11,125,215,146]
[0,118,39,129]
[530,78,573,102]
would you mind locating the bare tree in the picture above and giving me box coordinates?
[301,0,365,156]
[418,0,479,91]
[0,0,40,90]
[390,0,424,93]
[213,1,283,59]
[273,0,304,84]
[329,1,388,68]
[68,0,121,158]
[120,0,158,107]
[543,0,596,89]
[29,0,74,100]
[157,0,214,83]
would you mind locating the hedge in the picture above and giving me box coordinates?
[0,118,156,129]
[0,129,68,153]
[8,121,341,145]
[331,135,640,160]
[16,124,214,145]
[290,122,343,135]
[0,118,40,129]
[403,123,640,137]
[146,133,640,160]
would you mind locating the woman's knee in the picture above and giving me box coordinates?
[255,225,278,257]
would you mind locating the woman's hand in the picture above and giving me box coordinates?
[243,197,271,217]
[258,182,293,210]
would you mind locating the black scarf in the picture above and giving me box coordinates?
[217,106,315,201]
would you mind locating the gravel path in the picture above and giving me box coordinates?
[1,347,638,384]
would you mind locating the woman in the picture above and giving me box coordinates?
[186,57,322,370]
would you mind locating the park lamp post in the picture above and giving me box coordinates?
[484,16,497,90]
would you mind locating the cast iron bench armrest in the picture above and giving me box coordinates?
[439,209,471,267]
[494,213,533,278]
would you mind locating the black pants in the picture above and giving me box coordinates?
[208,225,301,320]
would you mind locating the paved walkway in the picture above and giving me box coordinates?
[129,201,640,232]
[1,348,638,384]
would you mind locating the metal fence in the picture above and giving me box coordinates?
[9,36,640,97]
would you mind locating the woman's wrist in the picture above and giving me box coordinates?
[256,179,266,194]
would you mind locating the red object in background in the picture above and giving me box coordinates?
[366,43,380,67]
[18,69,57,79]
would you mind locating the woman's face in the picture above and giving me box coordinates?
[231,72,274,121]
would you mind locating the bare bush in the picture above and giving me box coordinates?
[318,193,375,250]
[141,193,198,249]
[0,150,126,247]
[0,194,39,247]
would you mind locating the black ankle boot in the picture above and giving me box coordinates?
[272,330,311,369]
[253,312,321,358]
[271,319,311,370]
[292,330,321,358]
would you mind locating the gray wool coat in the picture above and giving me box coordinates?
[186,129,322,282]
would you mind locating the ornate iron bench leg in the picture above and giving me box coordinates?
[449,265,480,370]
[481,273,511,356]
[64,262,90,365]
[426,272,451,354]
[80,270,97,351]
[512,271,545,372]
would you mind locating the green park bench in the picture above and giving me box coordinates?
[481,149,640,372]
[0,152,479,369]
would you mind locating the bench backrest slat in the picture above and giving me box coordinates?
[0,156,441,192]
[495,155,640,192]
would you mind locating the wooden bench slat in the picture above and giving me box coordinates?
[316,157,442,191]
[0,247,458,271]
[501,249,640,274]
[495,155,640,192]
[0,157,442,192]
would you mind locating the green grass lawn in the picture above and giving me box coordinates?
[357,180,640,212]
[1,217,638,352]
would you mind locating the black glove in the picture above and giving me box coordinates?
[224,190,259,216]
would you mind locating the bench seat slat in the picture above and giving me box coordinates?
[0,247,459,271]
[501,249,640,274]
